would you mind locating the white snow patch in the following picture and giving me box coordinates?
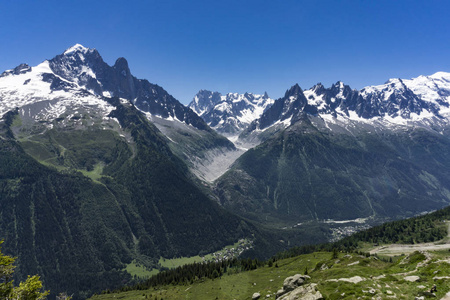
[102,91,112,97]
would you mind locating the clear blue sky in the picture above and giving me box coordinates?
[1,0,449,104]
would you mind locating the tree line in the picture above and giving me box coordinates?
[101,257,264,295]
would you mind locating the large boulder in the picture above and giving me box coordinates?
[278,283,323,300]
[283,274,311,292]
[276,274,323,299]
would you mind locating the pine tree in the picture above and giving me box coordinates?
[0,241,50,300]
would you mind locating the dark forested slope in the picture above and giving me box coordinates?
[0,101,261,299]
[216,117,450,224]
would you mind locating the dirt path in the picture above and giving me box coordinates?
[370,221,450,256]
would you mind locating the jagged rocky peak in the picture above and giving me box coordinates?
[56,43,102,65]
[190,90,223,116]
[246,72,450,138]
[188,90,274,136]
[285,83,303,97]
[310,83,325,94]
[362,78,410,98]
[0,44,214,134]
[113,57,131,75]
[48,44,106,94]
[48,44,133,95]
[283,84,308,110]
[0,47,117,124]
[359,77,430,118]
[330,81,345,92]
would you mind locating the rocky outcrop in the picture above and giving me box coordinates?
[404,275,420,282]
[275,274,323,300]
[0,63,31,77]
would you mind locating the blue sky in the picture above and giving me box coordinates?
[1,0,449,104]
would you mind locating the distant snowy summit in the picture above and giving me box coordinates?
[243,72,450,137]
[189,90,274,137]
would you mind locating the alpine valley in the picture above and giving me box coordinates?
[2,44,450,299]
[0,45,295,299]
[216,74,450,225]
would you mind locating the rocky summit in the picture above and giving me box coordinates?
[189,90,274,137]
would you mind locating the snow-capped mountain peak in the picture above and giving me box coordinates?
[188,90,274,137]
[401,72,450,108]
[0,44,212,134]
[0,56,115,127]
[47,44,105,95]
[63,43,93,55]
[429,71,450,80]
[244,72,450,138]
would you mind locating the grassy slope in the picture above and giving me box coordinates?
[90,250,450,300]
[89,205,450,300]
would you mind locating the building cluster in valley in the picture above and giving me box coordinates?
[329,224,371,242]
[203,239,254,263]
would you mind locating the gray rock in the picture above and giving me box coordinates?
[404,275,420,282]
[283,274,310,292]
[277,289,286,298]
[417,285,426,289]
[277,283,323,300]
[276,275,320,299]
[252,292,261,300]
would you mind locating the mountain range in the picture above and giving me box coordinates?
[189,90,274,138]
[240,73,450,141]
[0,45,291,299]
[216,72,450,225]
[2,44,450,298]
